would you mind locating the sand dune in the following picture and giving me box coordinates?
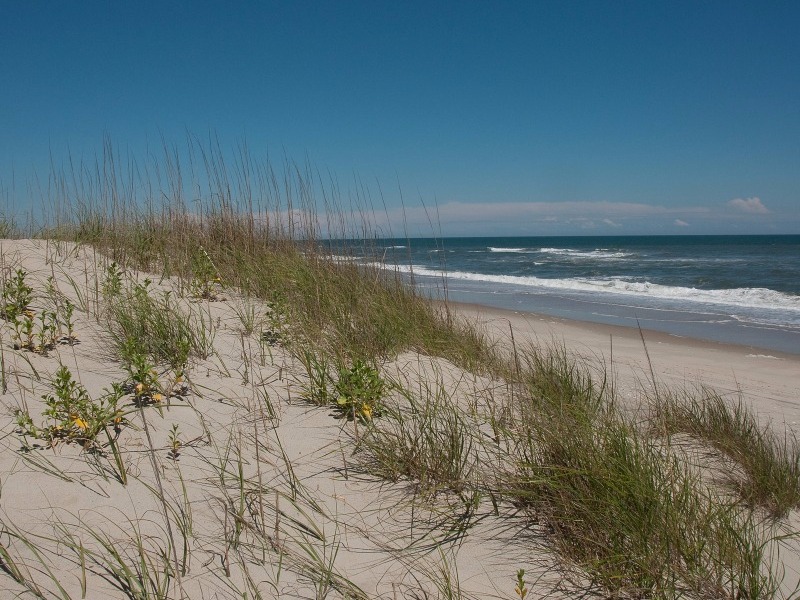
[1,239,798,599]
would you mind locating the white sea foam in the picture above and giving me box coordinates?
[488,246,631,259]
[488,247,530,253]
[329,254,361,263]
[379,263,800,313]
[538,247,632,259]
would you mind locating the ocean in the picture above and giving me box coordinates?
[345,235,800,355]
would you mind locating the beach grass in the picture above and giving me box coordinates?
[651,387,800,517]
[0,139,797,598]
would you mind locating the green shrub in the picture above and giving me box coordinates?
[334,359,386,422]
[16,366,125,450]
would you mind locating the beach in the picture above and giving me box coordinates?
[5,2,798,595]
[1,238,799,599]
[452,300,800,425]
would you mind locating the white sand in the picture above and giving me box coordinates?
[453,301,800,425]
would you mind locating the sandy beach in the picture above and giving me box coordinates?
[452,301,800,426]
[1,238,798,599]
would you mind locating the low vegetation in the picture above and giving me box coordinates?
[0,140,797,598]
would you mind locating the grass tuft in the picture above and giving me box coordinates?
[651,388,800,517]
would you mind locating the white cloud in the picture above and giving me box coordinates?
[305,196,791,236]
[727,197,769,214]
[352,200,721,236]
[387,200,708,225]
[569,217,597,229]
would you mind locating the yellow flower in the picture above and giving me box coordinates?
[71,415,88,431]
[135,383,145,394]
[361,404,372,420]
[152,393,164,402]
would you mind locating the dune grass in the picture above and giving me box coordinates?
[356,378,480,496]
[0,138,797,598]
[651,388,800,518]
[102,271,215,371]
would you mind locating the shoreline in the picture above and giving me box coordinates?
[448,298,800,360]
[399,233,800,356]
[430,283,800,356]
[448,299,800,423]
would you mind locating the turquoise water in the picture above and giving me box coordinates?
[345,235,800,354]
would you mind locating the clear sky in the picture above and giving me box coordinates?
[2,1,799,236]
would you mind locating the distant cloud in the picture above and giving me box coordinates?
[571,217,596,229]
[727,197,769,214]
[326,196,791,236]
[407,200,707,222]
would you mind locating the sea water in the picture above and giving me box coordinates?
[347,235,800,355]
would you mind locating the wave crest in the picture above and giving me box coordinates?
[382,263,800,313]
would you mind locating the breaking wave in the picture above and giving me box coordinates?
[384,263,800,313]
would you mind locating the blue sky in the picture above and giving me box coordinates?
[1,1,798,236]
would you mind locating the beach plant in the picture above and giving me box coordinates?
[167,424,182,460]
[514,569,528,599]
[357,380,477,494]
[43,275,80,344]
[333,359,385,423]
[35,310,58,353]
[44,274,58,307]
[106,278,213,370]
[11,311,34,350]
[261,303,287,348]
[650,388,800,517]
[123,348,164,405]
[189,245,222,300]
[169,369,190,398]
[299,350,333,406]
[102,261,124,298]
[299,354,386,422]
[1,268,34,322]
[10,309,59,355]
[58,297,78,343]
[15,365,125,450]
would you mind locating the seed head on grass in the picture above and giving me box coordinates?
[514,569,528,599]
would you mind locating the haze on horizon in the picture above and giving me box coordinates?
[1,1,798,237]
